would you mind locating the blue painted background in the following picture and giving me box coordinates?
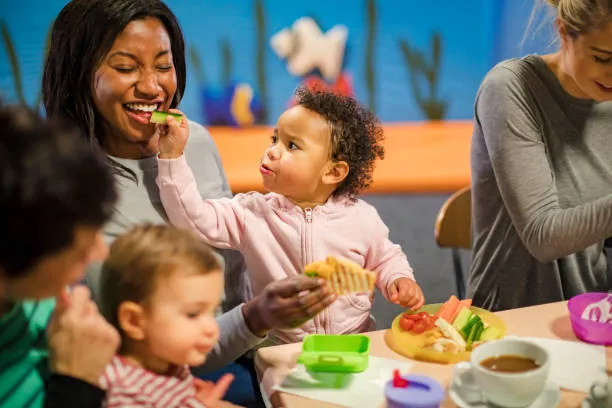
[0,0,555,124]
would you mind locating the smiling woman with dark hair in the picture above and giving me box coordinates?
[42,1,335,406]
[43,0,186,148]
[43,0,249,311]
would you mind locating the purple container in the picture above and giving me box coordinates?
[567,292,612,346]
[385,375,445,408]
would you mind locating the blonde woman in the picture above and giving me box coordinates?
[469,0,612,311]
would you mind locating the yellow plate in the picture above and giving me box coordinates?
[385,303,506,364]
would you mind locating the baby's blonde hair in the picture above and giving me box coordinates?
[100,224,221,334]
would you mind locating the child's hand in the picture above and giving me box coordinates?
[158,109,189,159]
[194,374,236,407]
[269,391,287,408]
[389,278,425,310]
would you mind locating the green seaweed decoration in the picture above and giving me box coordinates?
[220,38,233,86]
[188,40,233,87]
[188,45,207,86]
[1,20,25,106]
[399,32,448,121]
[1,20,52,110]
[33,26,52,109]
[254,0,268,122]
[365,0,377,113]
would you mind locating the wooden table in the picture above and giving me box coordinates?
[255,301,612,407]
[209,121,473,194]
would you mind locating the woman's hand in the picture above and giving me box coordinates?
[242,275,337,337]
[47,286,120,386]
[157,109,189,159]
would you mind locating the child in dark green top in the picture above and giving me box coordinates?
[0,300,55,407]
[0,103,118,408]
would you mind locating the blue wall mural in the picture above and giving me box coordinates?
[0,0,553,125]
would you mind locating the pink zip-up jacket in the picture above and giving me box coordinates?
[157,155,416,344]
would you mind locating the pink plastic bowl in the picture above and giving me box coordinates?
[567,293,612,346]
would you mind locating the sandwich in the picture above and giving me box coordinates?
[304,256,376,295]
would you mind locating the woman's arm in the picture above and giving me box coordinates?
[477,66,612,262]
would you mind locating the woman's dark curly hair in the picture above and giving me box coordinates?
[295,87,384,199]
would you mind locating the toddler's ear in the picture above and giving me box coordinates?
[322,160,349,186]
[117,301,146,341]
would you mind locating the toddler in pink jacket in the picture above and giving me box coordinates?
[155,87,425,344]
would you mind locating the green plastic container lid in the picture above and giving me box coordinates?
[297,334,370,373]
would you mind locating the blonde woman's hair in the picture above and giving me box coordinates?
[528,0,612,42]
[99,224,222,332]
[550,0,612,36]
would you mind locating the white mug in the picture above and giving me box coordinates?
[452,339,550,407]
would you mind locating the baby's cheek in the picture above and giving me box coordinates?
[154,322,188,349]
[165,335,194,362]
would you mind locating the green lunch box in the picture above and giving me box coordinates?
[297,334,370,373]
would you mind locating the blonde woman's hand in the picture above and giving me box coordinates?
[47,285,120,386]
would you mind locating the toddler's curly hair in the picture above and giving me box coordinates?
[295,87,384,199]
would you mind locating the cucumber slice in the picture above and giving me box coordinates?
[452,307,472,332]
[460,315,481,340]
[150,110,183,124]
[479,326,501,341]
[466,320,484,350]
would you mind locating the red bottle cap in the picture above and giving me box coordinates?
[392,369,409,388]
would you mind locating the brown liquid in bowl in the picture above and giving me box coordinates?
[480,355,540,373]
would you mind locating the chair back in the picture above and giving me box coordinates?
[435,186,471,249]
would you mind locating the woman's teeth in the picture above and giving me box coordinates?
[125,103,158,112]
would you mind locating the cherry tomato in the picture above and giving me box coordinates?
[417,312,429,319]
[403,313,421,320]
[399,317,415,331]
[412,320,427,334]
[424,318,436,330]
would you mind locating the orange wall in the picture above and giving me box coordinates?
[209,121,473,194]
